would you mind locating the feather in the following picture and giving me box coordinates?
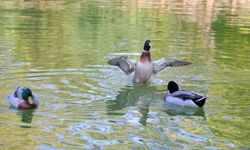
[171,91,203,101]
[168,91,206,107]
[108,56,137,75]
[153,58,191,74]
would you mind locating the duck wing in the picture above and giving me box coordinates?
[153,58,191,74]
[172,90,206,107]
[14,87,23,99]
[108,56,137,75]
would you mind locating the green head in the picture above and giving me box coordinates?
[22,88,33,101]
[143,40,152,51]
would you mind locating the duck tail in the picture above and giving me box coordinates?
[14,87,20,98]
[194,96,206,107]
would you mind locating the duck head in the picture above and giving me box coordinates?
[140,40,152,63]
[143,40,152,51]
[22,88,33,103]
[168,81,179,94]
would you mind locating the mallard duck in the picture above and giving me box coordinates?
[164,81,206,108]
[9,87,39,109]
[108,40,191,83]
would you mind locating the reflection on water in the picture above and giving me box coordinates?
[163,103,206,119]
[0,0,250,149]
[17,109,34,124]
[106,84,162,125]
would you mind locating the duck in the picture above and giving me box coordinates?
[164,81,206,108]
[9,87,39,109]
[108,40,191,83]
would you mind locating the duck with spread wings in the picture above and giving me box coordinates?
[108,40,191,83]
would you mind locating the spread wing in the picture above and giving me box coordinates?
[153,58,191,74]
[108,56,137,75]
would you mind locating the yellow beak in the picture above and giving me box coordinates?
[28,96,33,104]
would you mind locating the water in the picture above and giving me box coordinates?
[0,0,249,149]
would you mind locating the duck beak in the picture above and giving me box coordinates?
[28,96,33,104]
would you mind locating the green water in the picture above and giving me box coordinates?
[0,0,249,149]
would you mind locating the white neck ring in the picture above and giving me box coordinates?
[142,49,149,53]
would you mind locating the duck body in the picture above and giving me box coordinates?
[9,87,39,109]
[108,40,191,83]
[165,91,206,108]
[133,51,153,83]
[164,81,206,108]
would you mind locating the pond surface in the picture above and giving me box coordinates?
[0,0,250,149]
